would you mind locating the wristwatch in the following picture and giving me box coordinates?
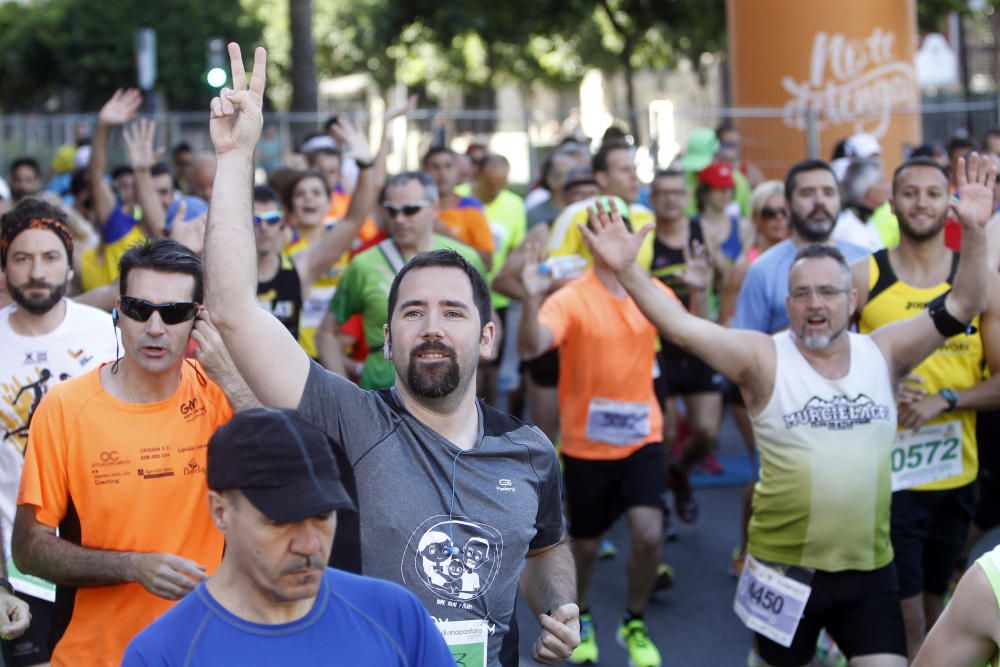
[940,388,959,411]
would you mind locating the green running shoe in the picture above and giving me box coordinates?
[568,613,598,664]
[616,618,662,667]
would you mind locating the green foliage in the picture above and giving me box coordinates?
[0,0,264,111]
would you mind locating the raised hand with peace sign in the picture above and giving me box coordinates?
[209,43,267,157]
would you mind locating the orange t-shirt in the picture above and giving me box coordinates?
[439,196,495,254]
[17,361,233,667]
[539,271,675,461]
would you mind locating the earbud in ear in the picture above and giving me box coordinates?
[112,308,119,324]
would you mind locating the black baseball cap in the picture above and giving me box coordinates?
[207,408,354,522]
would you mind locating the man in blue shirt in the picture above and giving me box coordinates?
[122,408,454,666]
[732,159,870,334]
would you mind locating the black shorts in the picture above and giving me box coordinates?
[755,563,906,666]
[523,349,559,388]
[8,593,52,666]
[562,442,666,538]
[891,484,975,598]
[974,409,1000,530]
[721,377,745,406]
[653,350,723,401]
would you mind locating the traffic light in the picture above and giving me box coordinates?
[205,37,227,88]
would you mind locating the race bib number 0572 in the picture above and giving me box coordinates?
[891,421,962,491]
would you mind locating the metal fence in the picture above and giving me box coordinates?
[2,95,997,187]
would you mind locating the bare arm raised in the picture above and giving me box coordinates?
[204,44,311,409]
[123,118,167,237]
[871,153,997,382]
[89,89,143,228]
[581,202,775,413]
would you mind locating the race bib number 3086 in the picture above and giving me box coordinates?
[891,420,962,492]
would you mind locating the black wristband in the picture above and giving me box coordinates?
[927,292,976,337]
[354,158,374,170]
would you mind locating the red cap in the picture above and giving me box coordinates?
[698,162,735,189]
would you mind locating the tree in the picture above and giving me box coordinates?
[0,0,264,112]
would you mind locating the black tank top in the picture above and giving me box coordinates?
[651,219,705,357]
[256,254,303,339]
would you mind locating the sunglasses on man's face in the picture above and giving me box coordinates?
[253,211,283,227]
[383,201,431,218]
[119,296,199,325]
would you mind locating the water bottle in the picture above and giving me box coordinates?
[538,254,588,281]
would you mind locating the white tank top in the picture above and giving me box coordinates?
[749,330,898,571]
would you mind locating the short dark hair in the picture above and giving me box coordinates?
[592,141,632,174]
[784,159,837,201]
[253,185,280,205]
[119,238,204,303]
[891,157,949,194]
[386,249,492,333]
[0,197,72,269]
[70,168,89,197]
[151,162,172,178]
[172,142,192,157]
[111,165,134,181]
[948,136,975,157]
[421,146,453,168]
[282,170,331,212]
[10,157,40,177]
[653,168,686,183]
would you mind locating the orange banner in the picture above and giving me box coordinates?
[726,0,921,176]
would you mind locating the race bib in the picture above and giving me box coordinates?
[891,420,963,491]
[734,555,812,648]
[585,398,651,445]
[301,285,337,330]
[435,619,488,667]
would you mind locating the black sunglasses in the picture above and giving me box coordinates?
[383,201,430,217]
[119,296,199,325]
[761,206,788,219]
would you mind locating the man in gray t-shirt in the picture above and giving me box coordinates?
[202,43,580,667]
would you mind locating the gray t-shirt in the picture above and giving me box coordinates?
[298,362,564,667]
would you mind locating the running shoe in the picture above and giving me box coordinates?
[814,629,847,667]
[653,563,674,591]
[568,613,598,664]
[598,537,618,560]
[666,466,698,523]
[662,512,679,543]
[616,618,662,667]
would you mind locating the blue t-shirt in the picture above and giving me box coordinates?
[732,238,870,333]
[122,568,454,666]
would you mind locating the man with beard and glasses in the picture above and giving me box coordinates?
[732,159,871,335]
[123,408,453,665]
[12,238,236,667]
[580,153,994,667]
[852,157,1000,660]
[0,198,118,666]
[204,44,578,667]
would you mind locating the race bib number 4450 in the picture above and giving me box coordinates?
[891,421,962,492]
[734,555,812,648]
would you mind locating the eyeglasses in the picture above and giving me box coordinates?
[789,286,850,303]
[651,189,687,198]
[119,296,199,325]
[253,211,283,226]
[761,206,789,220]
[383,201,431,218]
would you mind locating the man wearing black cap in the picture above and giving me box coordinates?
[205,44,578,667]
[122,408,454,665]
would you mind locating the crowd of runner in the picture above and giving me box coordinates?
[0,41,999,667]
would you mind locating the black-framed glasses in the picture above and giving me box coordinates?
[761,206,789,220]
[119,296,199,325]
[383,201,431,218]
[253,210,283,226]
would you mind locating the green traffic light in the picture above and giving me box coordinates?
[206,67,227,88]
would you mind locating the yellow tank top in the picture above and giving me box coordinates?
[858,249,984,490]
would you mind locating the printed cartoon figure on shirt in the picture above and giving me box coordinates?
[2,368,56,449]
[404,517,503,602]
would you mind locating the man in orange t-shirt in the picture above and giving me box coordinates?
[12,238,233,667]
[518,226,674,665]
[422,147,494,269]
